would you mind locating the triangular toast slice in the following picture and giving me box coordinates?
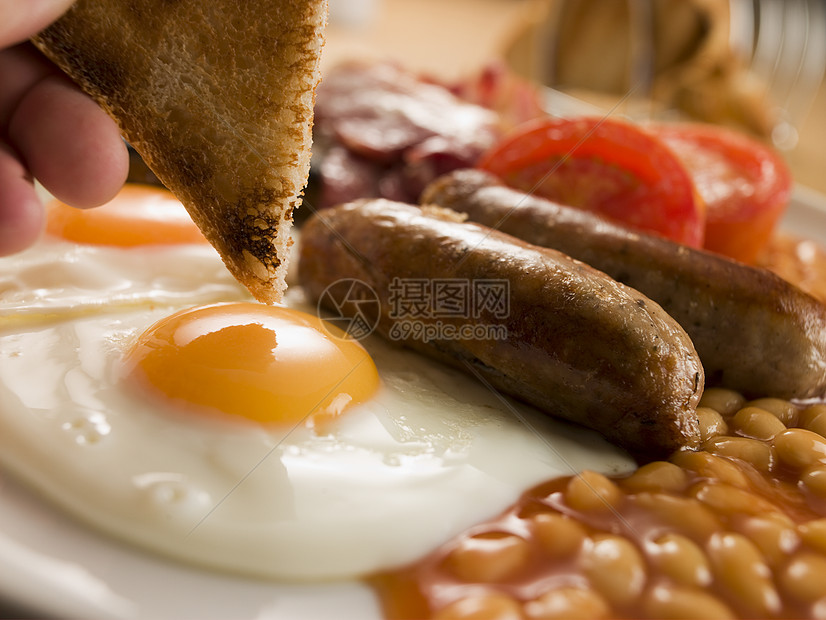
[32,0,328,303]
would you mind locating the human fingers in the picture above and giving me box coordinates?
[0,44,53,256]
[0,0,76,48]
[0,143,45,256]
[8,67,129,209]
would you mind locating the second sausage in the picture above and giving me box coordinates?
[422,168,826,400]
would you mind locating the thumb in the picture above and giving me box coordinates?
[0,0,77,48]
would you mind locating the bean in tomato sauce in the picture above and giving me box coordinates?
[371,388,826,619]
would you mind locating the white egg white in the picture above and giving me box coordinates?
[0,235,250,323]
[0,234,634,581]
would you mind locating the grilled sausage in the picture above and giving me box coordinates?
[298,199,703,460]
[421,168,826,400]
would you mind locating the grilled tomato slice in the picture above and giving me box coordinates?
[653,122,792,264]
[477,116,705,247]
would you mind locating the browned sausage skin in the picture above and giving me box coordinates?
[421,168,826,401]
[298,199,703,460]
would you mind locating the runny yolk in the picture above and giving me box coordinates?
[46,184,208,246]
[123,303,380,426]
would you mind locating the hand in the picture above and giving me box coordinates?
[0,0,128,255]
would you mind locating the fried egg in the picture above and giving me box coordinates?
[0,185,250,322]
[0,185,634,581]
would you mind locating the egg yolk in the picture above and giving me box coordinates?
[123,303,380,426]
[46,184,208,246]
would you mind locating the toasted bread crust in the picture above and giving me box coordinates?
[32,0,328,303]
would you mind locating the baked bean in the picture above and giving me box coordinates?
[731,406,787,441]
[798,518,826,554]
[434,592,523,620]
[564,471,623,514]
[800,404,826,438]
[706,532,781,617]
[646,533,711,587]
[691,481,782,517]
[619,461,687,494]
[774,428,826,469]
[531,512,587,558]
[699,388,745,417]
[669,450,749,488]
[778,551,826,604]
[632,492,722,542]
[801,465,826,497]
[745,398,799,426]
[733,514,800,568]
[375,382,826,620]
[697,407,728,442]
[445,532,531,583]
[523,587,609,620]
[581,534,647,607]
[702,436,774,471]
[642,584,736,620]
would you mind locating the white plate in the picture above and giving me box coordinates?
[0,471,382,620]
[0,244,384,617]
[2,185,826,620]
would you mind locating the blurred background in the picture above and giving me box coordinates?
[324,0,826,193]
